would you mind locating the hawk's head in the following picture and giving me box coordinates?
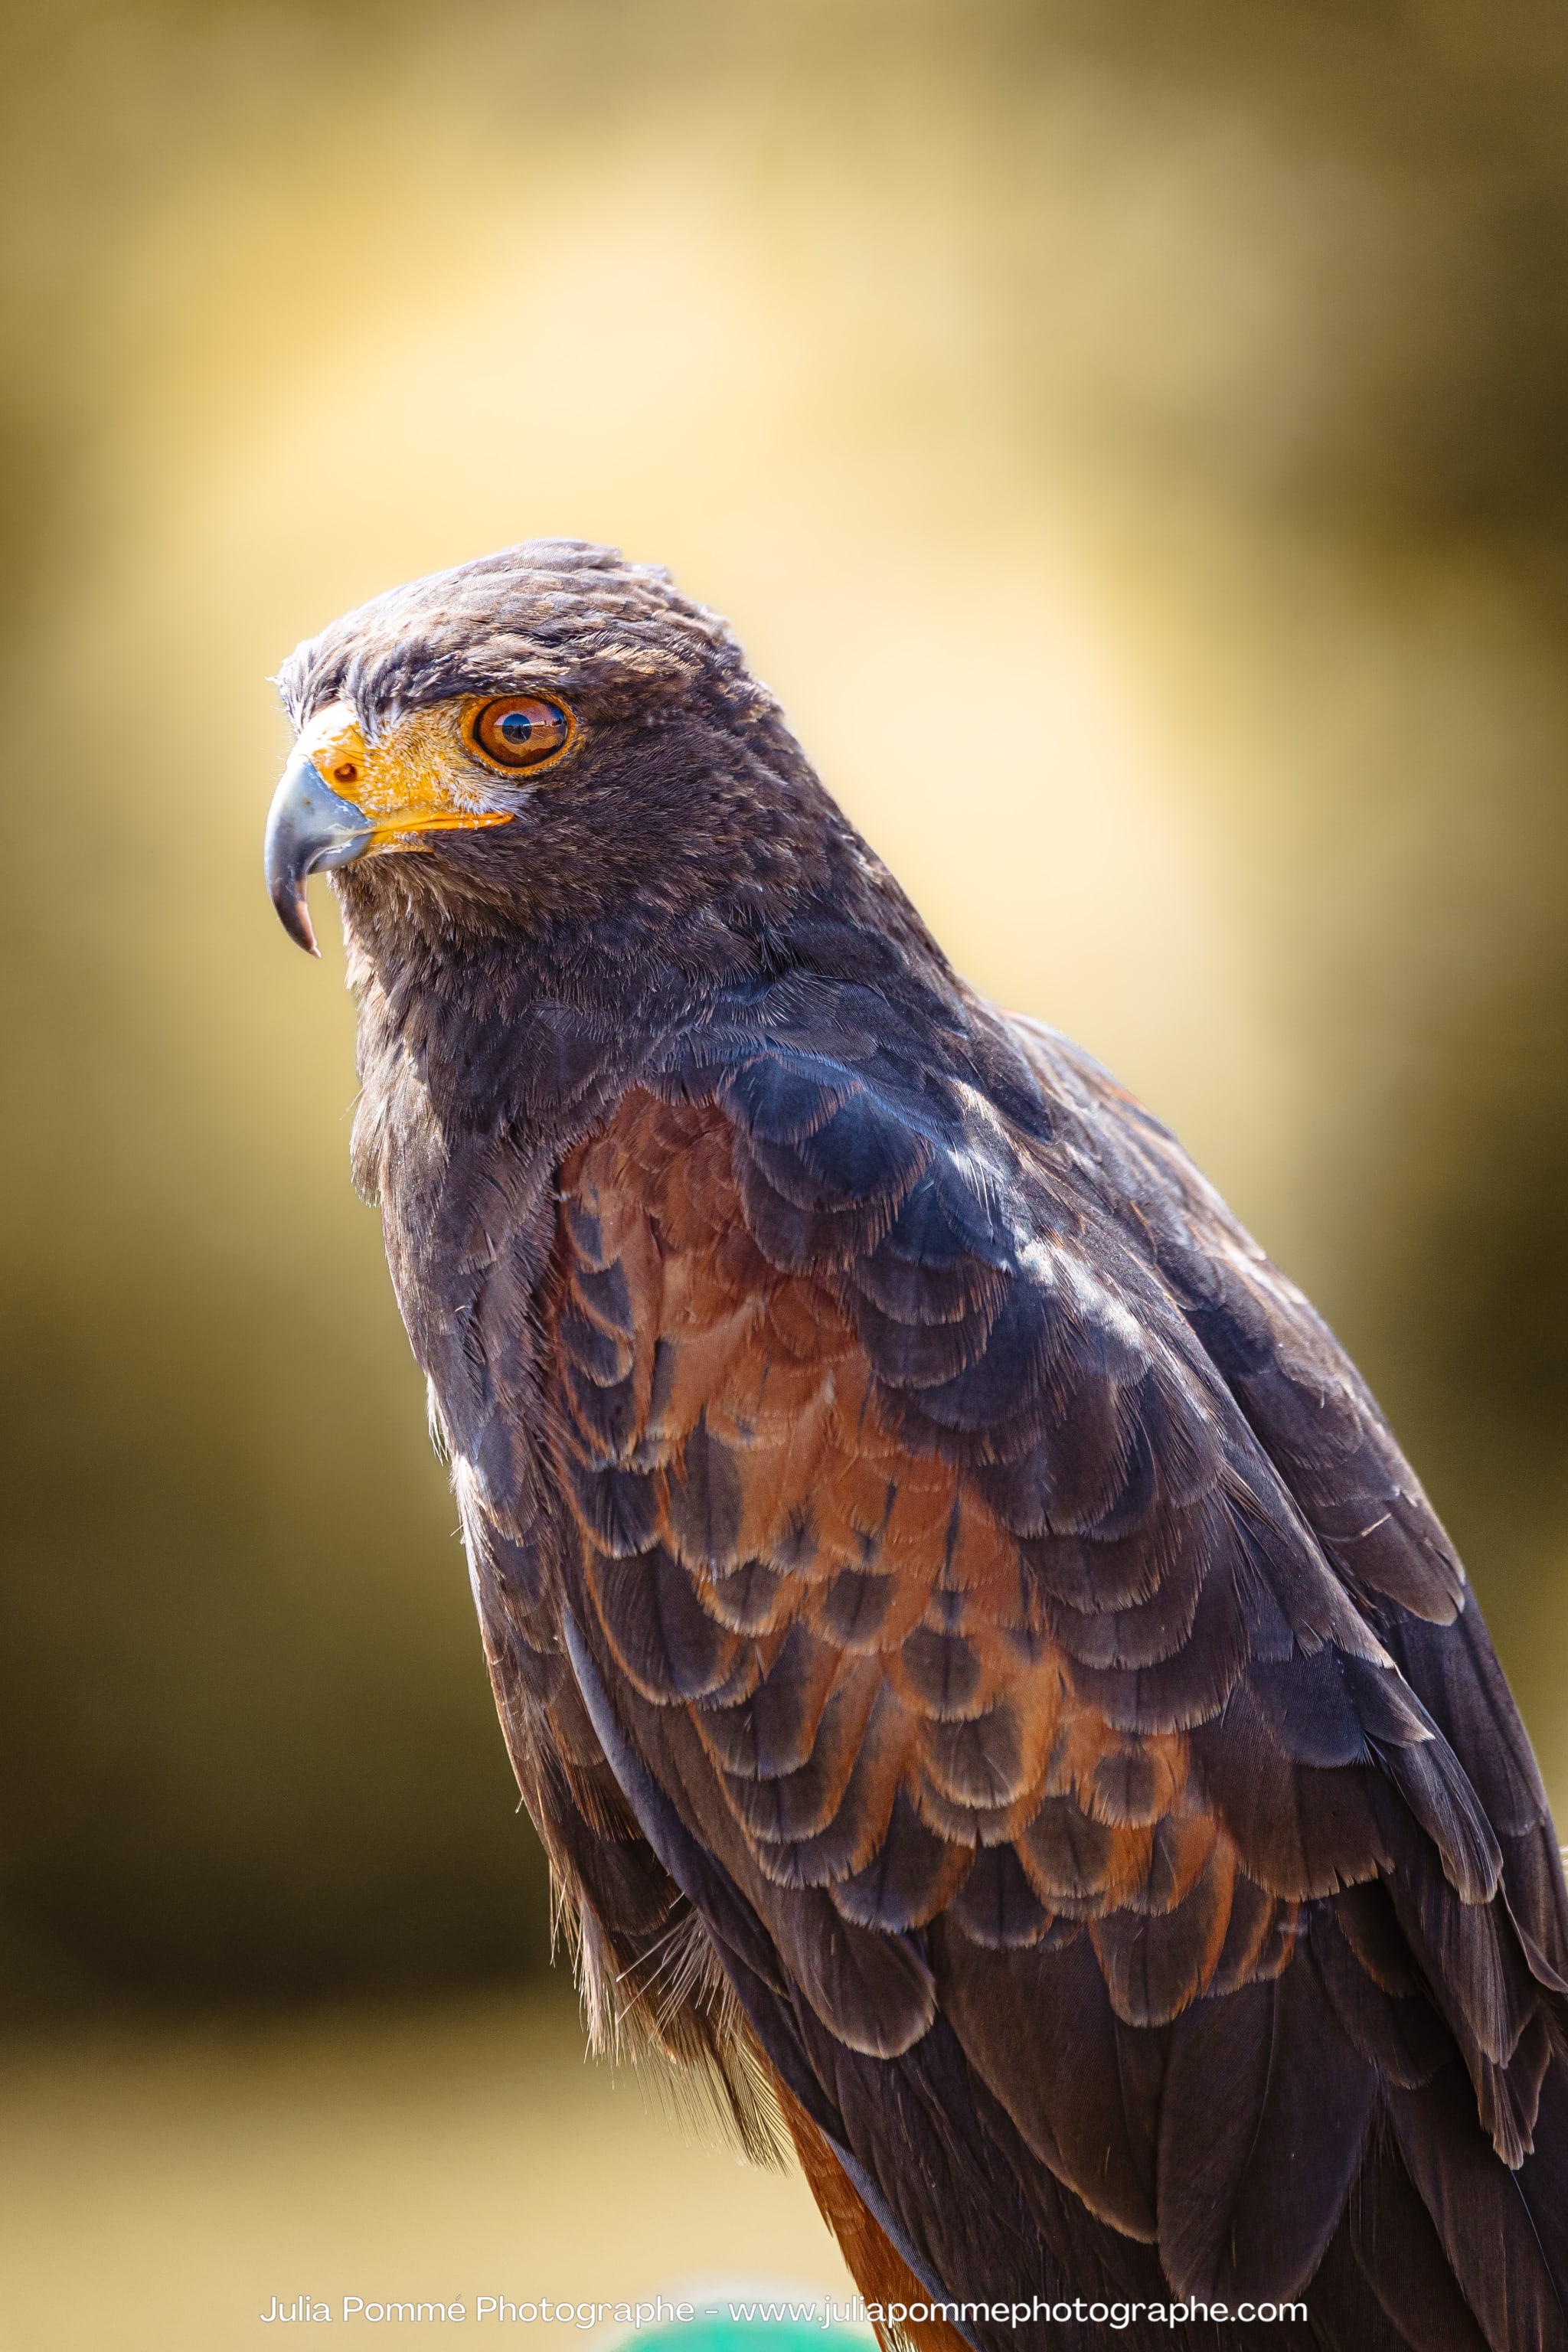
[265,538,848,962]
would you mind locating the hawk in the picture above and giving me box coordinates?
[264,541,1568,2351]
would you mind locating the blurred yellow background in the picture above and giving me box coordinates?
[5,0,1568,2343]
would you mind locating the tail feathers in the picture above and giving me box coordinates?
[1377,2054,1568,2351]
[1156,1955,1374,2301]
[1219,2056,1568,2352]
[1344,2117,1490,2350]
[1516,2044,1568,2305]
[1308,2216,1440,2352]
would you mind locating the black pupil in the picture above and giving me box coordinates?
[499,710,534,744]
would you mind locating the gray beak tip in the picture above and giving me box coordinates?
[263,750,374,956]
[273,883,321,958]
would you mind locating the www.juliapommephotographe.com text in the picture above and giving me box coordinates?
[260,2292,1310,2332]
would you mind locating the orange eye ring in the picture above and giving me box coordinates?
[466,694,576,776]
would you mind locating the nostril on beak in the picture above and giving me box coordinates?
[263,751,374,956]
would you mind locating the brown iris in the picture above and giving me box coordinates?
[469,694,574,773]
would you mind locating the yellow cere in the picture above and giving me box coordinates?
[295,697,515,856]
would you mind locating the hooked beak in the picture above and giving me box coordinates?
[263,750,374,956]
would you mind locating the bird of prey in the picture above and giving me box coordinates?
[265,541,1567,2352]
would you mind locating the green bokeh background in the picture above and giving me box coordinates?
[4,0,1568,2024]
[638,2327,866,2352]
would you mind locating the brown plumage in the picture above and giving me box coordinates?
[266,541,1568,2352]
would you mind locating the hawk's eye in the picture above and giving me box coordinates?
[469,694,573,773]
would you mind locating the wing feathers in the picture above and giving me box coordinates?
[487,1031,1568,2345]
